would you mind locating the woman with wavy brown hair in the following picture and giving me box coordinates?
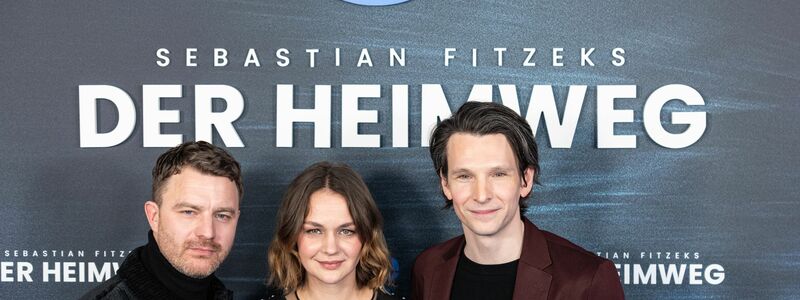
[266,162,398,300]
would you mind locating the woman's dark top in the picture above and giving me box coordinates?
[264,288,402,300]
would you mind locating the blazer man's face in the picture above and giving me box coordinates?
[440,133,533,238]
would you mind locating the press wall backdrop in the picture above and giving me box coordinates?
[1,1,798,299]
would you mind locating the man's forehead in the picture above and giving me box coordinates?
[160,173,240,209]
[446,133,518,168]
[170,199,239,210]
[447,132,510,145]
[162,168,237,190]
[160,193,240,209]
[446,133,514,155]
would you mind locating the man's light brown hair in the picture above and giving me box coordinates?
[151,141,243,204]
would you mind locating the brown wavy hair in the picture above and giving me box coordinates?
[267,161,392,294]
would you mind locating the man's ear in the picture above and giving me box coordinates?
[520,167,534,198]
[439,171,453,200]
[144,201,160,233]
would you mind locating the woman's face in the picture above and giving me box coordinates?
[297,189,363,287]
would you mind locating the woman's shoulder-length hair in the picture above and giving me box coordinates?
[267,161,392,293]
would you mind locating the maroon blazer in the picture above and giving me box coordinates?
[411,218,624,300]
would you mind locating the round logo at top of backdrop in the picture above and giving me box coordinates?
[340,0,410,6]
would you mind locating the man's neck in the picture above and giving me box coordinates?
[463,217,525,265]
[142,231,213,300]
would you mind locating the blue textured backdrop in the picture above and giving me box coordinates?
[1,0,798,299]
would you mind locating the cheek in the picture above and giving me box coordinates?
[493,180,521,199]
[343,239,363,259]
[215,223,237,244]
[296,236,318,259]
[449,182,473,203]
[160,216,188,238]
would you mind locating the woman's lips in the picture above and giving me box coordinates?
[318,260,344,270]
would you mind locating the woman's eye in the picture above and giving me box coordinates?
[339,229,356,236]
[305,228,322,235]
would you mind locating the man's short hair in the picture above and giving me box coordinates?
[429,101,540,212]
[151,141,243,205]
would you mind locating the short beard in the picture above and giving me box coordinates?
[155,229,226,279]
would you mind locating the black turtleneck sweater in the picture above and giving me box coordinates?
[81,231,231,300]
[139,231,213,300]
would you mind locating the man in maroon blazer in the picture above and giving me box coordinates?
[412,102,624,300]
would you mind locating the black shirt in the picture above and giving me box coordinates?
[450,248,519,300]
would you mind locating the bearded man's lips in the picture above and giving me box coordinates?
[186,241,221,257]
[187,247,216,256]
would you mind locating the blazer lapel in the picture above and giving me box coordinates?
[428,236,463,300]
[513,218,553,300]
[512,264,552,300]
